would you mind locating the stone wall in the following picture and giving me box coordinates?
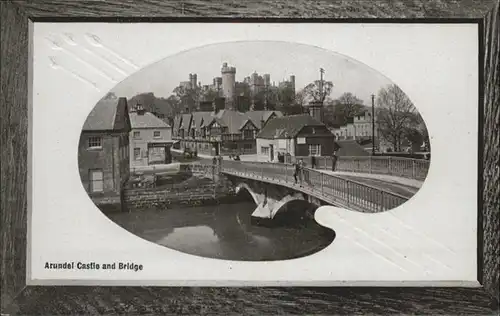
[122,174,237,211]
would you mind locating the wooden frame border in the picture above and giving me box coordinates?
[1,1,498,314]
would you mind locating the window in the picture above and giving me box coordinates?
[133,131,140,139]
[243,129,254,139]
[134,148,141,160]
[309,144,321,156]
[153,131,161,138]
[278,139,287,149]
[261,146,269,155]
[244,143,253,149]
[87,136,102,149]
[89,169,104,193]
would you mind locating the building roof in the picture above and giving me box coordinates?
[174,109,283,135]
[180,113,192,131]
[245,110,282,129]
[129,111,171,129]
[191,111,213,129]
[257,114,325,139]
[82,97,130,131]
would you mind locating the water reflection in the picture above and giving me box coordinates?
[107,201,335,261]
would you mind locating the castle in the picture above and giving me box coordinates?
[178,62,296,112]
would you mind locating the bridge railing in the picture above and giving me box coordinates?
[286,155,429,180]
[220,160,408,213]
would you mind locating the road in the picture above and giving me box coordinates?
[333,175,419,199]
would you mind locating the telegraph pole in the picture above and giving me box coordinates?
[371,93,376,156]
[319,68,325,104]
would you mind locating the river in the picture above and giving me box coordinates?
[106,199,335,261]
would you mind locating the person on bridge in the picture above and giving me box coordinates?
[293,160,301,185]
[331,150,338,171]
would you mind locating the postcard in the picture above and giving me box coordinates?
[29,22,479,286]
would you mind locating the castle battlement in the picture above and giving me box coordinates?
[221,62,236,74]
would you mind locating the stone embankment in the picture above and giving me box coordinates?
[122,173,240,212]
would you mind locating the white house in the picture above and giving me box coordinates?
[129,105,173,168]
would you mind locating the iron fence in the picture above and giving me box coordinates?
[220,160,408,213]
[286,155,429,180]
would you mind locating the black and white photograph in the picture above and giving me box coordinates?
[2,1,499,314]
[79,41,432,261]
[25,21,481,289]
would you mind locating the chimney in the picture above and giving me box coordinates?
[136,103,145,115]
[307,101,324,123]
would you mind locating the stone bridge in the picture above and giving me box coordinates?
[230,178,326,223]
[221,160,410,221]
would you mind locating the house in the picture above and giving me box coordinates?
[330,111,378,140]
[255,114,336,162]
[172,109,282,156]
[129,104,173,168]
[78,97,131,207]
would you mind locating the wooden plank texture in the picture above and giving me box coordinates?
[13,0,499,18]
[482,0,500,302]
[0,1,29,312]
[1,0,499,315]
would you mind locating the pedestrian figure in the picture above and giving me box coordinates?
[311,155,316,169]
[300,159,307,185]
[331,150,338,171]
[293,160,300,185]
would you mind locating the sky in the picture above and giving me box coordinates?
[110,41,396,105]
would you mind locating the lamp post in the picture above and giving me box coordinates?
[371,93,376,156]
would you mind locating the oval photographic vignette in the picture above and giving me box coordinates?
[77,40,431,261]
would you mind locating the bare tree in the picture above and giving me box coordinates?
[335,92,364,124]
[294,90,307,107]
[302,80,334,104]
[376,84,418,152]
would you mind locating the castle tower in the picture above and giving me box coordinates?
[189,73,197,89]
[264,74,271,87]
[289,75,296,92]
[221,62,236,110]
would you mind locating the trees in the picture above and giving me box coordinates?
[302,80,334,104]
[172,84,202,113]
[375,84,420,152]
[277,89,308,116]
[128,92,183,118]
[322,98,338,126]
[334,92,364,125]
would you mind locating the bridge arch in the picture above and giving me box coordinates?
[267,192,306,218]
[235,182,264,205]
